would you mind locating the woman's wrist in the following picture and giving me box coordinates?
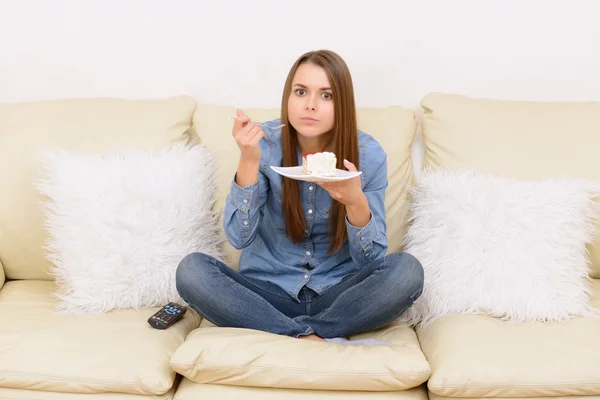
[235,158,260,188]
[346,194,370,228]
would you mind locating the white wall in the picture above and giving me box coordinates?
[1,0,599,110]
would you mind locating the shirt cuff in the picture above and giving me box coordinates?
[345,213,378,251]
[230,175,259,215]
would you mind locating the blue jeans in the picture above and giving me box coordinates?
[175,252,424,338]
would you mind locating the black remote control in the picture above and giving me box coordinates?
[148,302,187,329]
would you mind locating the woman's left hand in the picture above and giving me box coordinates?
[316,159,366,207]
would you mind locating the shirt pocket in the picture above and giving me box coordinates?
[316,195,332,220]
[319,206,330,219]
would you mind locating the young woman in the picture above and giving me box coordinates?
[176,50,423,344]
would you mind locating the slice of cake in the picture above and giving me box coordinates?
[302,151,337,176]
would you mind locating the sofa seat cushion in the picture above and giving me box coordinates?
[173,378,429,400]
[170,319,430,392]
[0,280,200,395]
[417,279,600,398]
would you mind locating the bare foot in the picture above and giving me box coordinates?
[298,334,326,342]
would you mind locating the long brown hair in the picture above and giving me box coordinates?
[280,50,359,254]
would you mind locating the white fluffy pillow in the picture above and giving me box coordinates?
[400,168,600,326]
[36,142,223,314]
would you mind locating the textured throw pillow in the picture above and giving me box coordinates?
[36,142,223,314]
[400,168,600,326]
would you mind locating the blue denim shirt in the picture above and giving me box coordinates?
[223,119,388,301]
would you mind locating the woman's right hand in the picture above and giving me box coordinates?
[232,109,264,164]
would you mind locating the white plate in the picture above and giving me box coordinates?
[270,166,362,182]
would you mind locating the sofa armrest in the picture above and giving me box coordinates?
[0,258,4,290]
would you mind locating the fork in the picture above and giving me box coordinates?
[229,116,285,130]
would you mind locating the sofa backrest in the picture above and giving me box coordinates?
[0,96,197,280]
[193,104,417,269]
[420,93,600,278]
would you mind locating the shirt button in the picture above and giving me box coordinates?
[304,274,309,279]
[306,251,311,256]
[309,186,314,191]
[361,236,365,240]
[243,199,248,204]
[243,221,248,225]
[308,209,313,214]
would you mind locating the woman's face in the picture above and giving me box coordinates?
[287,62,335,140]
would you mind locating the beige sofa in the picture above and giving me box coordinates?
[0,93,599,399]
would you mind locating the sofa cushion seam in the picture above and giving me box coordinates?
[430,381,600,389]
[0,369,171,394]
[172,361,430,377]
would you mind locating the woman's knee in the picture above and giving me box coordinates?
[386,252,424,299]
[175,252,215,297]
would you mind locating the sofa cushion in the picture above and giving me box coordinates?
[193,105,417,268]
[174,378,429,400]
[420,93,600,278]
[0,280,200,395]
[400,168,599,326]
[0,96,197,280]
[170,319,430,391]
[35,142,222,315]
[416,279,600,397]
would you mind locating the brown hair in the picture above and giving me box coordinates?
[280,50,359,254]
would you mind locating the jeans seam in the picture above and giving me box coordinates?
[294,326,315,338]
[410,287,423,302]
